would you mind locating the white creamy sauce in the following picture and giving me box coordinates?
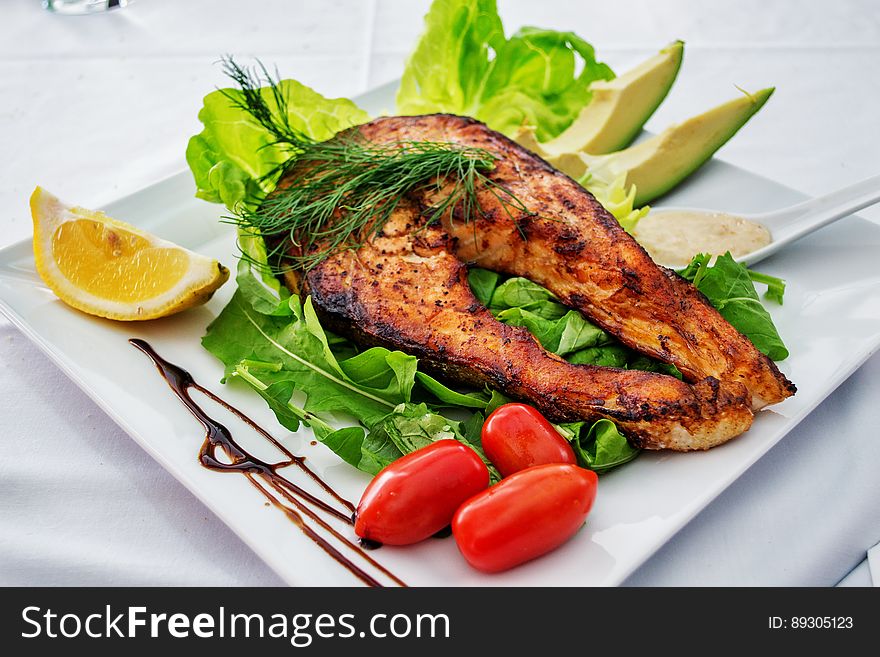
[633,210,772,268]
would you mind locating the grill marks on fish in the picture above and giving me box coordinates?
[272,114,794,451]
[298,204,753,450]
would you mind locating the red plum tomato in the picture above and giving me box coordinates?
[481,403,576,477]
[354,440,489,546]
[452,463,598,573]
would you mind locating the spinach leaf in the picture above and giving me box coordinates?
[488,276,567,319]
[467,268,501,306]
[558,419,640,473]
[567,345,630,368]
[556,310,614,355]
[473,270,676,380]
[678,253,789,361]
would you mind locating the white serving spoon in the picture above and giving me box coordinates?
[640,173,880,268]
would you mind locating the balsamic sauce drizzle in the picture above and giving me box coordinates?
[129,338,405,588]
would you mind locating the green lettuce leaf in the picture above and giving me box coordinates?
[396,0,613,141]
[582,173,651,234]
[476,27,615,141]
[678,253,789,361]
[235,227,293,316]
[395,0,505,117]
[186,78,369,212]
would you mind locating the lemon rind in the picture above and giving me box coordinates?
[31,187,229,321]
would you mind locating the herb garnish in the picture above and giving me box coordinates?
[219,57,528,271]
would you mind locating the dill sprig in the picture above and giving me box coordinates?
[219,57,530,271]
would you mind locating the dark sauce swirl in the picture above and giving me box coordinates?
[130,338,405,587]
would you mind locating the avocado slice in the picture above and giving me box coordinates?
[515,42,684,157]
[552,41,684,154]
[581,87,774,206]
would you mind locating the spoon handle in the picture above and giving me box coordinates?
[760,173,880,239]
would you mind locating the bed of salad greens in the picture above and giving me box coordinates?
[187,0,788,479]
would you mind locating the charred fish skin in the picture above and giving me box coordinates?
[301,209,754,451]
[352,114,796,410]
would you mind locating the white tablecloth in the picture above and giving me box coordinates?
[1,0,878,586]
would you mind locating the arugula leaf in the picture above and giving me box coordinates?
[186,78,368,212]
[203,290,400,428]
[235,228,293,316]
[396,0,613,141]
[414,371,491,409]
[320,427,371,470]
[678,253,789,361]
[484,389,513,415]
[461,411,486,445]
[747,269,786,305]
[358,403,501,481]
[205,239,504,477]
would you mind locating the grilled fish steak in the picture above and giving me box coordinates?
[273,114,795,450]
[355,115,796,410]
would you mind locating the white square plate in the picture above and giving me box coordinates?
[2,82,880,586]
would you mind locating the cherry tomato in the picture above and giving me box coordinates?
[481,403,576,477]
[354,440,489,546]
[452,463,598,573]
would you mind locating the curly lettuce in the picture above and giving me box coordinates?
[583,173,650,233]
[186,79,369,212]
[396,0,614,141]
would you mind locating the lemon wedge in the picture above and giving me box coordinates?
[30,186,229,321]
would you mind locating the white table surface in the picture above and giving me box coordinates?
[1,0,878,587]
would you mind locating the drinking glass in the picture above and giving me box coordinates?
[43,0,130,14]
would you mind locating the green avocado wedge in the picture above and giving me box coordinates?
[539,41,684,155]
[581,87,774,206]
[528,87,775,207]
